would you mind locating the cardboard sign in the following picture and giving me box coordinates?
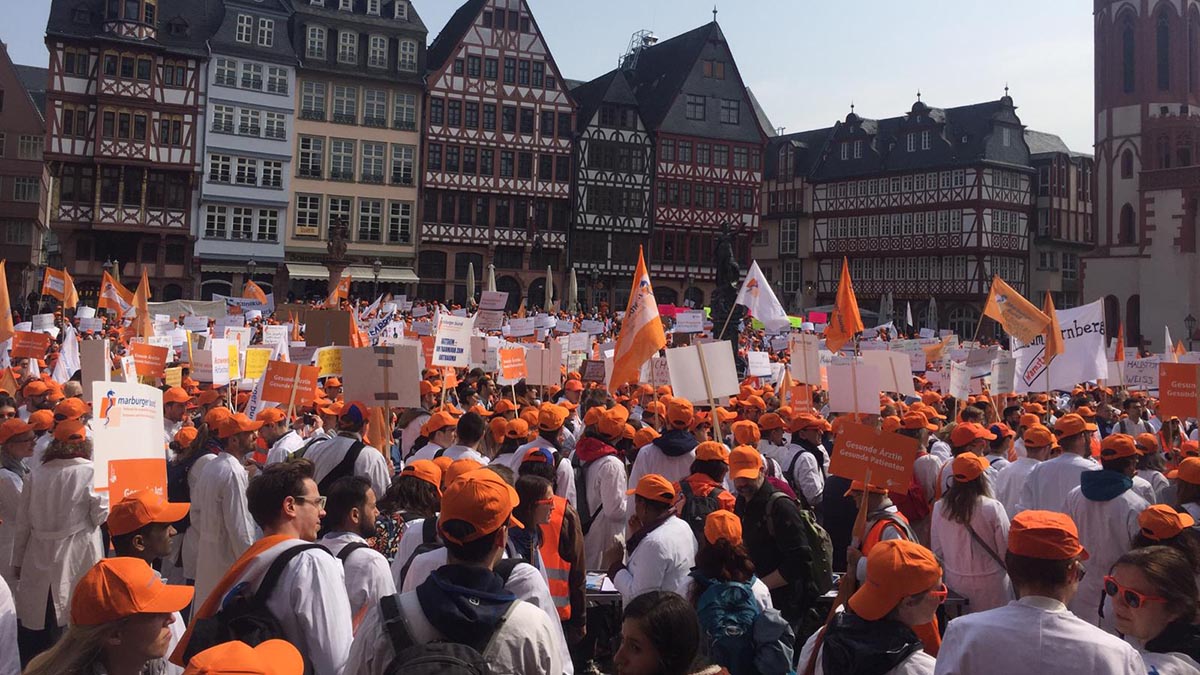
[1159,363,1200,419]
[183,316,209,331]
[80,339,111,393]
[508,317,535,338]
[949,360,971,399]
[861,350,916,397]
[92,382,165,493]
[433,315,473,367]
[990,354,1016,394]
[827,361,881,414]
[525,345,560,387]
[316,346,343,378]
[498,347,528,384]
[79,317,104,332]
[108,457,168,501]
[747,351,772,377]
[10,331,50,359]
[479,291,509,311]
[75,306,97,319]
[262,325,289,346]
[163,366,182,388]
[1123,356,1160,392]
[580,319,605,335]
[665,341,740,405]
[675,310,705,334]
[340,344,421,408]
[475,310,505,332]
[305,309,354,347]
[650,357,670,387]
[829,421,920,491]
[789,333,822,386]
[130,342,168,378]
[581,359,607,383]
[32,314,55,331]
[223,326,253,351]
[243,347,274,381]
[261,360,321,408]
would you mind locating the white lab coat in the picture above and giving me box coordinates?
[178,452,216,582]
[934,596,1148,674]
[1064,483,1148,626]
[0,466,24,586]
[191,453,257,611]
[761,441,824,506]
[406,441,444,464]
[1137,469,1171,506]
[398,414,428,468]
[11,457,106,629]
[994,457,1039,518]
[320,531,396,623]
[437,445,490,465]
[390,517,435,589]
[344,585,563,675]
[930,439,952,463]
[797,618,936,675]
[265,430,306,465]
[612,515,697,603]
[581,454,628,569]
[629,442,696,487]
[0,576,19,675]
[306,434,391,502]
[1131,474,1158,506]
[913,453,942,505]
[1015,452,1099,515]
[930,497,1012,613]
[514,436,577,508]
[1140,650,1200,674]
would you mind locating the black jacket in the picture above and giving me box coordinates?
[734,479,812,617]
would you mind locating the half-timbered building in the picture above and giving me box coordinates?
[195,0,296,300]
[285,0,425,300]
[1027,130,1094,310]
[807,96,1034,337]
[419,0,576,308]
[0,44,47,299]
[44,0,220,301]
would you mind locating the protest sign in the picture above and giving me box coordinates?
[80,339,110,393]
[747,351,772,377]
[32,314,54,331]
[75,306,96,319]
[949,360,971,399]
[650,357,670,387]
[789,333,822,385]
[305,310,354,346]
[243,347,273,381]
[183,316,209,331]
[11,332,50,359]
[261,360,321,410]
[861,350,916,397]
[341,344,421,408]
[92,382,165,496]
[432,314,473,368]
[580,319,604,335]
[581,359,607,383]
[891,339,930,373]
[1158,363,1200,419]
[223,326,253,351]
[498,347,528,385]
[525,346,560,387]
[1123,356,1160,392]
[79,317,103,332]
[1013,300,1106,393]
[120,355,137,382]
[675,310,705,334]
[163,367,182,388]
[215,315,245,333]
[130,342,168,378]
[262,325,289,346]
[508,317,535,338]
[316,346,343,378]
[665,342,739,405]
[829,421,920,491]
[827,361,880,414]
[990,353,1016,394]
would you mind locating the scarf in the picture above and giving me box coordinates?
[0,452,28,481]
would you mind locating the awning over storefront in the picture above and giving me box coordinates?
[284,263,419,284]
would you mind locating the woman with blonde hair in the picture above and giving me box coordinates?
[25,557,193,675]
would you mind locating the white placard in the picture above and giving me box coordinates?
[990,354,1016,394]
[92,382,164,491]
[32,314,55,331]
[789,333,822,385]
[949,360,971,399]
[861,350,916,397]
[183,316,209,331]
[555,320,573,333]
[827,361,881,414]
[341,344,422,408]
[675,310,705,334]
[525,345,561,387]
[1012,300,1107,393]
[79,317,103,332]
[74,306,97,319]
[580,319,604,335]
[665,342,740,405]
[262,325,289,346]
[1122,356,1161,392]
[80,339,111,394]
[433,314,474,367]
[508,317,535,338]
[479,291,508,311]
[747,351,772,377]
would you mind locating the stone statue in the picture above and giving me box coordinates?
[714,222,745,290]
[327,218,348,262]
[710,222,748,353]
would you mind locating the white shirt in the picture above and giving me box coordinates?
[761,441,824,506]
[913,453,942,505]
[581,454,628,570]
[797,613,936,675]
[191,453,257,611]
[0,576,18,675]
[398,413,429,468]
[930,497,1012,613]
[612,515,697,603]
[1015,452,1099,515]
[930,439,952,463]
[438,445,491,465]
[390,517,436,589]
[1064,482,1149,625]
[0,465,24,586]
[934,596,1148,674]
[1140,650,1200,675]
[225,538,354,675]
[513,436,576,509]
[320,531,397,624]
[265,430,306,465]
[1138,469,1172,506]
[994,457,1040,518]
[406,441,445,464]
[305,434,390,502]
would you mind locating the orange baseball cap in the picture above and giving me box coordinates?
[731,420,761,447]
[419,381,441,396]
[23,380,48,396]
[204,406,232,429]
[443,458,484,488]
[729,445,763,480]
[714,407,739,424]
[950,422,997,446]
[844,480,888,496]
[70,557,193,626]
[739,395,766,411]
[198,389,223,406]
[1183,440,1200,458]
[632,427,660,448]
[952,453,990,483]
[564,379,584,392]
[1008,510,1089,560]
[256,408,288,425]
[538,403,568,431]
[597,407,628,439]
[422,411,458,437]
[758,413,785,431]
[881,416,902,433]
[493,399,519,414]
[1135,433,1159,454]
[522,447,555,465]
[183,639,303,675]
[0,418,32,444]
[163,387,191,405]
[54,397,89,421]
[325,377,342,388]
[1054,413,1097,437]
[432,456,454,473]
[400,459,443,495]
[1138,504,1196,541]
[704,509,743,546]
[1099,433,1137,460]
[438,470,522,544]
[1019,413,1042,428]
[1168,457,1200,484]
[666,399,695,429]
[847,539,942,621]
[504,418,530,440]
[626,474,676,504]
[489,416,508,443]
[901,413,937,432]
[695,441,730,463]
[53,419,88,443]
[26,409,53,432]
[1022,424,1055,448]
[175,426,198,447]
[107,490,190,536]
[988,423,1015,439]
[217,413,263,439]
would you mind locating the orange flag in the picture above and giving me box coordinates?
[289,312,302,341]
[243,280,268,304]
[609,247,667,391]
[824,258,864,354]
[1114,323,1125,362]
[0,260,13,345]
[982,276,1049,344]
[41,268,67,301]
[62,269,78,310]
[325,275,351,308]
[1175,340,1187,358]
[515,299,527,319]
[99,271,134,316]
[132,269,153,338]
[1042,292,1063,362]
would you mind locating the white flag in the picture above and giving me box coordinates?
[906,302,913,327]
[735,261,789,330]
[1166,326,1176,362]
[359,294,384,321]
[53,326,81,383]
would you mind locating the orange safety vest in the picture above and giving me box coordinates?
[862,511,912,554]
[539,495,572,621]
[859,511,941,657]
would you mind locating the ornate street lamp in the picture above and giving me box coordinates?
[372,258,382,298]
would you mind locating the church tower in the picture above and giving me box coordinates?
[1087,0,1200,350]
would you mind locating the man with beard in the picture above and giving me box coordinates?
[319,476,396,621]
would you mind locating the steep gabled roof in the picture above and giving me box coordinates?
[47,0,224,56]
[764,127,834,179]
[571,68,640,128]
[427,0,486,72]
[746,87,775,138]
[622,21,716,130]
[13,65,48,121]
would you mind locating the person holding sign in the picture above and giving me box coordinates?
[930,454,1012,614]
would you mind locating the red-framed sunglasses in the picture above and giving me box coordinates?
[1103,576,1167,609]
[929,583,948,604]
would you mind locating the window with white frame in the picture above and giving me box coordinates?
[306,25,326,59]
[328,196,351,229]
[330,139,355,179]
[902,175,914,192]
[853,140,862,159]
[215,58,237,86]
[358,199,382,241]
[205,205,228,238]
[366,0,380,15]
[257,18,274,47]
[951,210,962,231]
[238,108,261,136]
[231,207,254,239]
[208,154,231,182]
[363,89,387,125]
[18,135,41,160]
[782,260,802,294]
[240,62,263,90]
[840,143,848,161]
[235,158,258,185]
[780,218,798,254]
[295,194,321,236]
[264,112,286,140]
[361,142,385,182]
[393,92,416,128]
[368,35,387,68]
[266,66,288,94]
[12,178,38,202]
[391,144,415,184]
[907,133,915,152]
[261,161,282,188]
[921,130,930,150]
[1002,127,1011,147]
[236,14,253,43]
[301,81,326,117]
[1062,253,1078,280]
[388,201,413,243]
[398,39,417,72]
[952,170,965,187]
[339,0,352,9]
[333,85,357,122]
[298,136,324,178]
[213,105,234,133]
[394,0,408,19]
[257,209,279,241]
[338,31,357,64]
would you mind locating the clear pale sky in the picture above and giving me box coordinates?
[4,0,1095,151]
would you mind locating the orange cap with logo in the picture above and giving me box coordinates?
[728,445,763,480]
[217,413,263,439]
[1138,504,1196,542]
[625,474,676,504]
[438,470,522,544]
[731,420,761,447]
[71,557,194,626]
[704,510,743,546]
[1008,510,1089,560]
[107,490,190,536]
[847,539,942,621]
[182,639,303,675]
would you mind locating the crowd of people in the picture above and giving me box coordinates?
[0,295,1196,674]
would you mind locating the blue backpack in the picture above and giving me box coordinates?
[694,577,795,675]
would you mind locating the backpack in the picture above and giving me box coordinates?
[888,472,931,524]
[695,578,796,675]
[398,519,442,587]
[165,451,205,534]
[678,480,726,543]
[316,440,366,494]
[765,492,834,598]
[336,542,370,564]
[572,455,603,535]
[291,433,329,460]
[183,543,325,671]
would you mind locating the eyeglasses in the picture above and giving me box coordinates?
[536,498,555,506]
[0,412,16,419]
[293,495,327,510]
[929,583,948,605]
[1103,576,1167,609]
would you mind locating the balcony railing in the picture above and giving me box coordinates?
[392,119,416,131]
[299,109,325,122]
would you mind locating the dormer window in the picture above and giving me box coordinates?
[394,1,408,20]
[907,133,915,153]
[840,142,849,160]
[367,0,379,15]
[921,130,930,150]
[236,14,253,43]
[338,31,358,64]
[107,0,156,24]
[853,140,862,159]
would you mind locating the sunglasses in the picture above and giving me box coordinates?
[929,583,948,604]
[1104,576,1167,609]
[536,498,555,506]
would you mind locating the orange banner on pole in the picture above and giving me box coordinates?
[130,342,169,378]
[982,275,1050,344]
[829,421,921,491]
[1158,363,1200,420]
[261,360,320,406]
[499,347,528,381]
[10,331,50,359]
[41,268,67,300]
